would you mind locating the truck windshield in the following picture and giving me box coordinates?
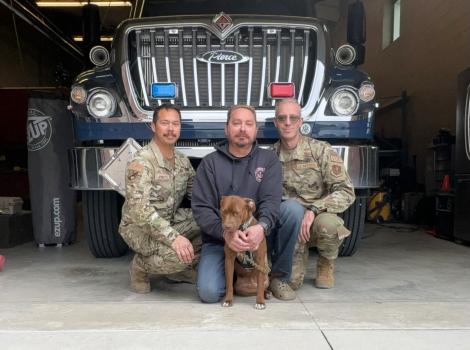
[142,0,314,17]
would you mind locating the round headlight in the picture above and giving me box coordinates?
[330,88,359,116]
[87,90,116,118]
[335,44,356,66]
[89,45,110,67]
[71,85,87,104]
[358,83,376,102]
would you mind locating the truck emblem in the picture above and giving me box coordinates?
[213,12,232,32]
[196,50,249,65]
[27,109,52,152]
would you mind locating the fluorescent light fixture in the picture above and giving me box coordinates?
[73,35,114,42]
[36,1,132,7]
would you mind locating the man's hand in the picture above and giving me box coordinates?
[171,235,195,264]
[244,224,265,251]
[223,229,250,252]
[299,210,315,243]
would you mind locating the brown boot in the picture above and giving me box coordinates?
[289,243,309,290]
[315,256,335,289]
[129,255,151,293]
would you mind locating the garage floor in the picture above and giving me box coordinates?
[1,223,470,349]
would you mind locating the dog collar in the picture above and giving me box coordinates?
[239,216,255,231]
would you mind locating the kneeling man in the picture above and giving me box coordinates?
[119,104,200,293]
[273,98,355,289]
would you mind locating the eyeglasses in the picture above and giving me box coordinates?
[275,115,301,123]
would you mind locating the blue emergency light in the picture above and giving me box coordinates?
[151,82,178,99]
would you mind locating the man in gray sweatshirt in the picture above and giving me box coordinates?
[192,105,298,303]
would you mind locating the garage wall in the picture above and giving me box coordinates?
[361,0,470,182]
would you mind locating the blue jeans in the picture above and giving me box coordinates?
[196,242,226,303]
[268,199,303,282]
[196,199,302,303]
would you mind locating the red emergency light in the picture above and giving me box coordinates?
[268,82,296,99]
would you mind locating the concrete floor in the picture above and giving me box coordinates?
[1,223,470,349]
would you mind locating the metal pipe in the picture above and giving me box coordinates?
[0,0,83,62]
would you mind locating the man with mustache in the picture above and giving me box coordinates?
[192,105,298,303]
[119,104,201,293]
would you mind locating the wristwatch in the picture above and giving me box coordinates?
[310,206,324,216]
[258,221,269,235]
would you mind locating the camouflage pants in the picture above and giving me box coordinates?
[131,208,201,275]
[290,212,350,289]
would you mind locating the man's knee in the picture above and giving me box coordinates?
[197,281,225,303]
[312,213,344,259]
[313,213,343,237]
[279,199,304,224]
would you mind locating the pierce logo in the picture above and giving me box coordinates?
[196,50,249,65]
[27,109,52,151]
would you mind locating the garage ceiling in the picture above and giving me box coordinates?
[9,0,343,45]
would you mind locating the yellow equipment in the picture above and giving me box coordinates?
[367,191,391,222]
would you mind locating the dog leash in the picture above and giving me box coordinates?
[236,216,271,275]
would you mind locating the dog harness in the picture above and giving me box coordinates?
[236,216,271,274]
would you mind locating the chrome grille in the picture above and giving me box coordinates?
[128,25,317,110]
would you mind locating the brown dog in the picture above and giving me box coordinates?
[220,195,268,310]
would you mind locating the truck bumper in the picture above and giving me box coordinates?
[69,144,379,190]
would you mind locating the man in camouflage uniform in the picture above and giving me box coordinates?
[273,98,355,289]
[119,104,201,293]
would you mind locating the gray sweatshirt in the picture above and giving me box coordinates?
[191,141,282,245]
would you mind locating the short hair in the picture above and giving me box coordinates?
[226,104,257,124]
[274,98,300,116]
[152,103,181,123]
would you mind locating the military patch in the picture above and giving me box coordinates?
[156,174,171,182]
[296,161,319,170]
[255,167,265,183]
[331,164,343,177]
[329,150,343,163]
[127,162,144,180]
[128,161,144,172]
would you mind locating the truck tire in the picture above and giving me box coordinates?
[338,196,366,257]
[83,190,128,258]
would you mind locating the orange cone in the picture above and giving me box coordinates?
[0,255,5,271]
[441,175,450,191]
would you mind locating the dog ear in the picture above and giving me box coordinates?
[244,198,256,213]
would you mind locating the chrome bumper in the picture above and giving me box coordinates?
[69,144,378,190]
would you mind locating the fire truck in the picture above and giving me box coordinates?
[68,0,378,258]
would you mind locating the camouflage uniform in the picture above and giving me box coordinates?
[119,141,201,275]
[273,135,355,289]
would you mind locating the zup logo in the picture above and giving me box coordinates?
[27,109,52,151]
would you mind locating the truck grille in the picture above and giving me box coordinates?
[127,25,317,110]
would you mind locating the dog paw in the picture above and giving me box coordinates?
[222,300,233,307]
[254,303,266,310]
[264,290,273,300]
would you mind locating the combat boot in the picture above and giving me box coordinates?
[289,243,309,290]
[315,256,335,289]
[130,255,151,293]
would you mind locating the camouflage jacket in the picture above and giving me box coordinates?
[119,141,195,246]
[273,135,355,213]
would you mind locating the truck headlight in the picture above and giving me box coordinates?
[87,89,116,118]
[330,87,359,116]
[335,44,356,66]
[358,83,376,102]
[71,85,87,104]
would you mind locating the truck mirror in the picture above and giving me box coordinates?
[347,1,366,45]
[354,44,365,66]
